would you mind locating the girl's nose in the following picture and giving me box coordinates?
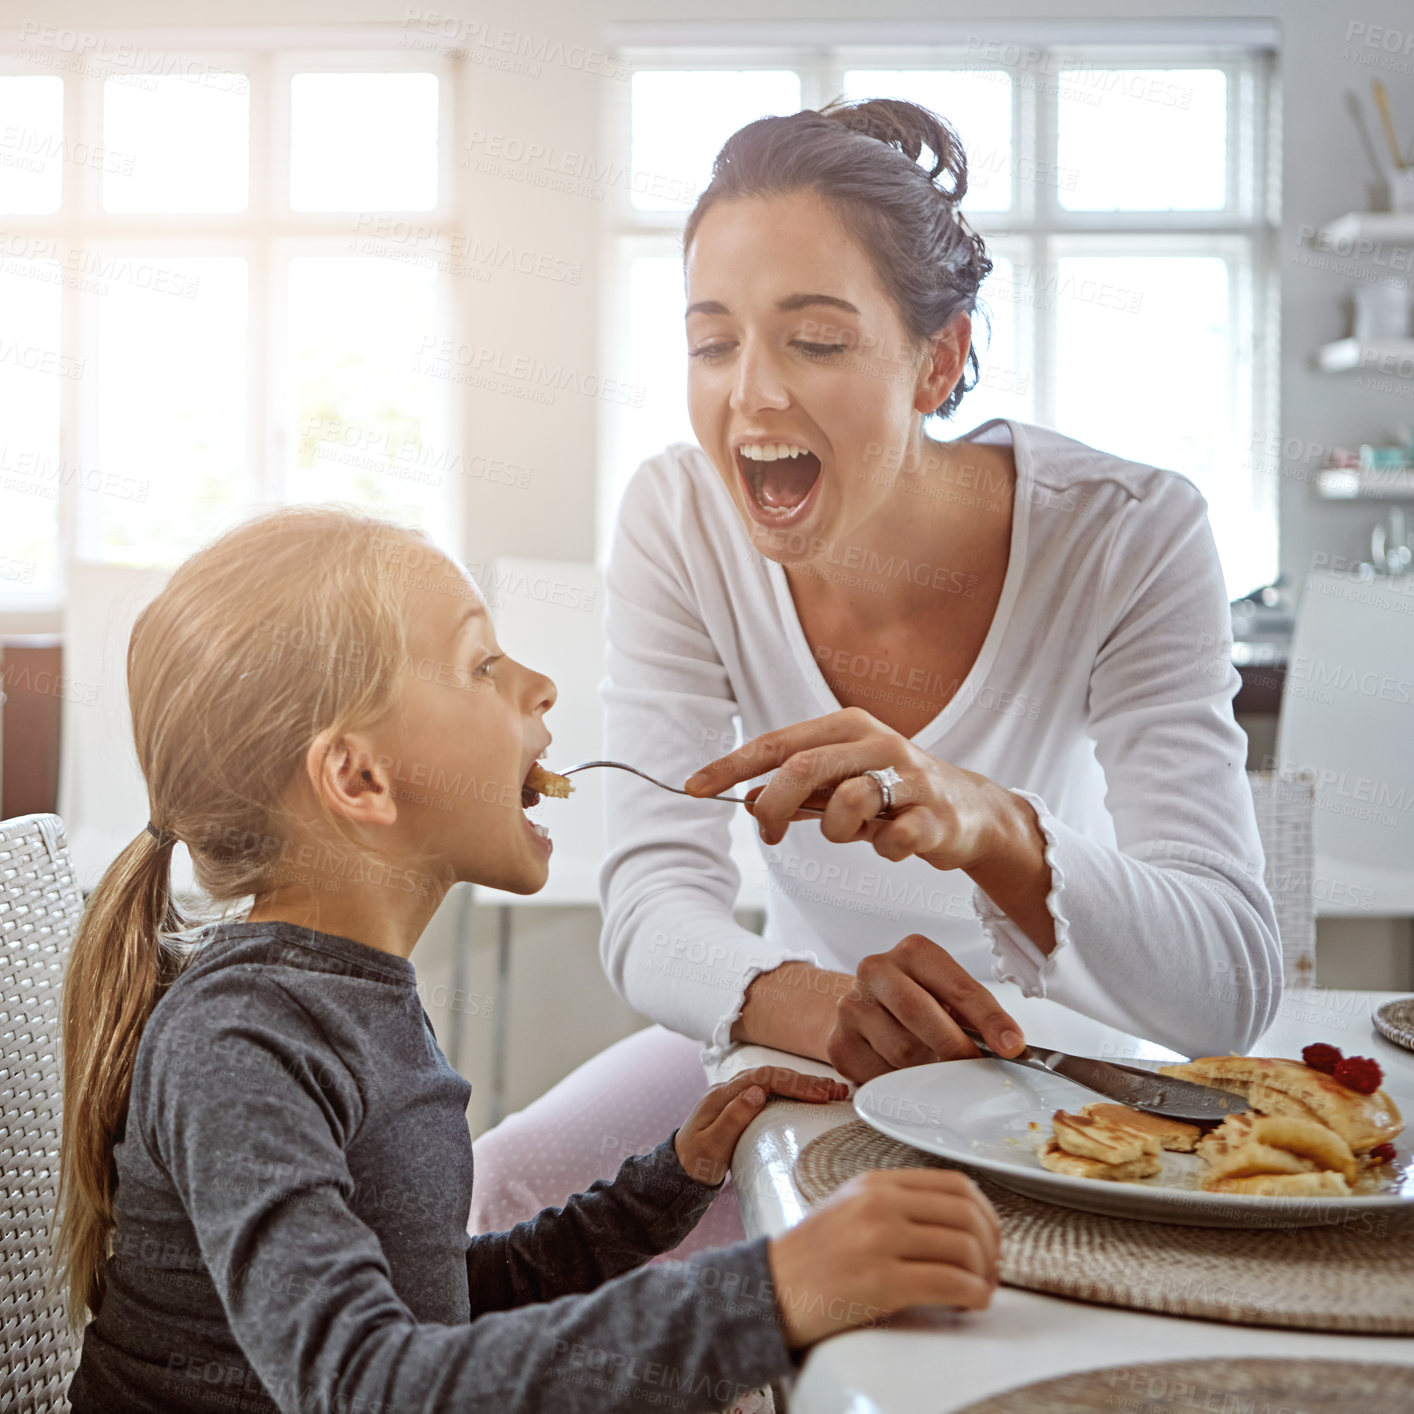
[531,669,557,716]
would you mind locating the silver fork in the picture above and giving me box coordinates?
[560,760,829,816]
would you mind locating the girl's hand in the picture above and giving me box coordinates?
[684,706,1006,870]
[768,1168,1002,1349]
[674,1066,849,1187]
[826,935,1025,1083]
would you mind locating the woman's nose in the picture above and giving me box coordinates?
[729,344,789,415]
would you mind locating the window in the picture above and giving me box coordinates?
[0,41,460,611]
[603,42,1278,597]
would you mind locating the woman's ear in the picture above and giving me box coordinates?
[305,730,399,829]
[915,313,971,416]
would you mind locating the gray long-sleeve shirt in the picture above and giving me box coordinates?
[68,921,793,1413]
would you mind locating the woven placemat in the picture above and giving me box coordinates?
[951,1358,1414,1414]
[794,1121,1414,1333]
[1374,997,1414,1052]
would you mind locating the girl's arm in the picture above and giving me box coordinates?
[463,1136,718,1313]
[466,1066,846,1313]
[146,987,792,1413]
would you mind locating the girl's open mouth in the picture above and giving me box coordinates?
[735,444,823,528]
[521,760,571,844]
[520,791,547,840]
[520,768,548,842]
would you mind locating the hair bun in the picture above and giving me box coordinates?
[820,97,968,204]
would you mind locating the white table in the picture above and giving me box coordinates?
[708,985,1414,1413]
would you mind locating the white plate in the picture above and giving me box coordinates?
[854,1059,1414,1229]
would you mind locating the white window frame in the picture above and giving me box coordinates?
[0,35,465,623]
[601,39,1280,592]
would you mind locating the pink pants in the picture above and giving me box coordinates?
[467,1024,747,1256]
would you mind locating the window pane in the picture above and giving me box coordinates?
[0,76,64,213]
[1058,69,1227,211]
[604,254,693,520]
[842,70,1012,213]
[0,260,63,600]
[290,73,438,211]
[102,72,250,213]
[95,257,247,562]
[1051,254,1264,594]
[955,253,1032,427]
[287,257,447,531]
[630,71,800,212]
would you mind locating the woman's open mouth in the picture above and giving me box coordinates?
[735,443,823,528]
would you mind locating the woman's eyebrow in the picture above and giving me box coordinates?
[776,293,859,314]
[685,293,861,318]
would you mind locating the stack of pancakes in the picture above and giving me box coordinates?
[1039,1102,1202,1182]
[1159,1056,1404,1197]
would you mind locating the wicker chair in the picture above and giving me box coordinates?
[0,814,84,1412]
[1247,769,1317,988]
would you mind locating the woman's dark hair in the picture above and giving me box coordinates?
[683,97,993,421]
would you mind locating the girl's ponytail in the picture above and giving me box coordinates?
[57,826,186,1321]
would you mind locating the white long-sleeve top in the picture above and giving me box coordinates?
[598,418,1281,1064]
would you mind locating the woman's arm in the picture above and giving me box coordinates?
[976,473,1282,1055]
[728,960,853,1059]
[599,452,822,1061]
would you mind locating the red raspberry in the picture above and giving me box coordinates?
[1331,1056,1383,1095]
[1367,1142,1397,1165]
[1301,1043,1342,1074]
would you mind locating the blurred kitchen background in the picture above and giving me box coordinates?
[2,0,1413,1135]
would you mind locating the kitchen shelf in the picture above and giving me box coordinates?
[1317,211,1414,245]
[1313,336,1414,375]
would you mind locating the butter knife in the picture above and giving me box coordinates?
[958,1028,1247,1123]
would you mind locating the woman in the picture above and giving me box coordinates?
[470,98,1280,1258]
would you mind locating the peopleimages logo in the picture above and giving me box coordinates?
[401,9,629,80]
[413,336,646,408]
[465,558,598,613]
[17,23,250,92]
[0,233,203,299]
[1288,654,1414,709]
[462,130,700,206]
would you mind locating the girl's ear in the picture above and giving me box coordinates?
[915,312,971,416]
[305,730,399,828]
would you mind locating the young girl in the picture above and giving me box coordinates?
[56,506,1001,1414]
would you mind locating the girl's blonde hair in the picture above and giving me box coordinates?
[56,505,434,1323]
